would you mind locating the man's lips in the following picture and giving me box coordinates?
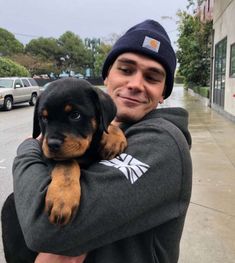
[118,95,147,104]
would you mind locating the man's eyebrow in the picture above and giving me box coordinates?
[116,58,136,65]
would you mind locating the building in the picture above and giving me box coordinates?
[211,0,235,120]
[196,0,214,22]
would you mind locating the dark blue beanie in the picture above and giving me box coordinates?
[102,19,176,99]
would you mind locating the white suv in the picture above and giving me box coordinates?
[0,77,40,111]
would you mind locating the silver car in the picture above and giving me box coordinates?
[0,77,40,111]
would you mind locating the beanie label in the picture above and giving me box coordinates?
[142,36,160,53]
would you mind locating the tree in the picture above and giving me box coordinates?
[0,57,29,77]
[176,11,212,87]
[25,37,62,60]
[58,31,91,74]
[10,53,56,76]
[94,42,112,77]
[0,28,24,56]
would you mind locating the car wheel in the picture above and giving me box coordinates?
[4,97,13,111]
[29,94,37,106]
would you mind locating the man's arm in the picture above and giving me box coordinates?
[13,118,192,256]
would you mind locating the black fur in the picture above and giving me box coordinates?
[1,78,117,263]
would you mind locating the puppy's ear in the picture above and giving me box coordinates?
[92,87,116,132]
[32,97,41,138]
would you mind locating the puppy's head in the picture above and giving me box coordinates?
[33,78,116,160]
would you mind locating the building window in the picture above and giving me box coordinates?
[230,43,235,77]
[214,37,227,90]
[213,37,227,107]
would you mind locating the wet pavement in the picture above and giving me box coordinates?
[162,86,235,263]
[0,86,234,262]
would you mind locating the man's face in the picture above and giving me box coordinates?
[104,53,166,123]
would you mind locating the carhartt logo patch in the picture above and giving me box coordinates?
[100,153,150,184]
[142,36,160,52]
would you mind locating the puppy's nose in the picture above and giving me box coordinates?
[47,138,63,152]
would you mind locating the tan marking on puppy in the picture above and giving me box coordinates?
[45,160,81,225]
[42,109,48,118]
[42,134,93,160]
[64,104,72,112]
[91,118,98,131]
[62,134,93,157]
[99,124,127,160]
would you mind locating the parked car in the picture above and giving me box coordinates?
[0,77,40,111]
[39,81,52,94]
[74,73,84,79]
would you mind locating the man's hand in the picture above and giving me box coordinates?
[35,253,87,263]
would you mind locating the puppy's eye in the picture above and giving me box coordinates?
[69,111,81,120]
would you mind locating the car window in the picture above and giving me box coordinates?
[14,79,23,88]
[0,79,13,88]
[22,79,30,87]
[28,78,38,86]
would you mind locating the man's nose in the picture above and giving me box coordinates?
[127,72,144,90]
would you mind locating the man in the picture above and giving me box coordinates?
[5,19,192,263]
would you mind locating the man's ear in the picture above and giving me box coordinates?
[103,77,108,86]
[159,85,166,104]
[92,87,116,133]
[159,96,164,104]
[32,97,41,138]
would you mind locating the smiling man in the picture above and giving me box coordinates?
[2,20,192,263]
[104,53,166,123]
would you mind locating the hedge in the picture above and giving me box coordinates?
[0,57,30,77]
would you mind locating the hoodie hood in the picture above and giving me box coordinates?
[120,107,191,148]
[146,107,192,148]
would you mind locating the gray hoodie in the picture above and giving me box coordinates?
[13,107,192,263]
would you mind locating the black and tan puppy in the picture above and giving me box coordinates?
[32,78,127,225]
[1,78,127,263]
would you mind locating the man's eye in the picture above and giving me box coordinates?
[118,67,132,74]
[69,111,81,120]
[145,75,161,83]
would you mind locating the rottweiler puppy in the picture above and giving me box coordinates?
[1,78,127,263]
[33,78,127,225]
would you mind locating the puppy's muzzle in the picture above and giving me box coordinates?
[47,138,63,152]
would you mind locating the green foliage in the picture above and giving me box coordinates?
[0,28,113,77]
[176,11,212,88]
[187,0,204,9]
[0,28,24,56]
[94,43,112,77]
[174,70,185,84]
[191,86,209,98]
[10,53,55,76]
[25,37,61,60]
[0,57,30,77]
[58,31,90,73]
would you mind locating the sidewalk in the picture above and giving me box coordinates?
[0,86,234,263]
[163,86,235,263]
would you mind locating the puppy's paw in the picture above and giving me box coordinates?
[99,124,127,160]
[45,182,81,226]
[45,161,81,226]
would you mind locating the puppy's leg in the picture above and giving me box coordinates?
[45,160,81,226]
[99,124,127,160]
[1,193,38,263]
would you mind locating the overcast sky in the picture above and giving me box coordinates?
[0,0,190,50]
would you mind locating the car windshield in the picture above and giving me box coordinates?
[0,79,14,88]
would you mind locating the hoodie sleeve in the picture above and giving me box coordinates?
[13,115,192,256]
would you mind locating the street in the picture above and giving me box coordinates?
[0,104,34,262]
[0,87,235,262]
